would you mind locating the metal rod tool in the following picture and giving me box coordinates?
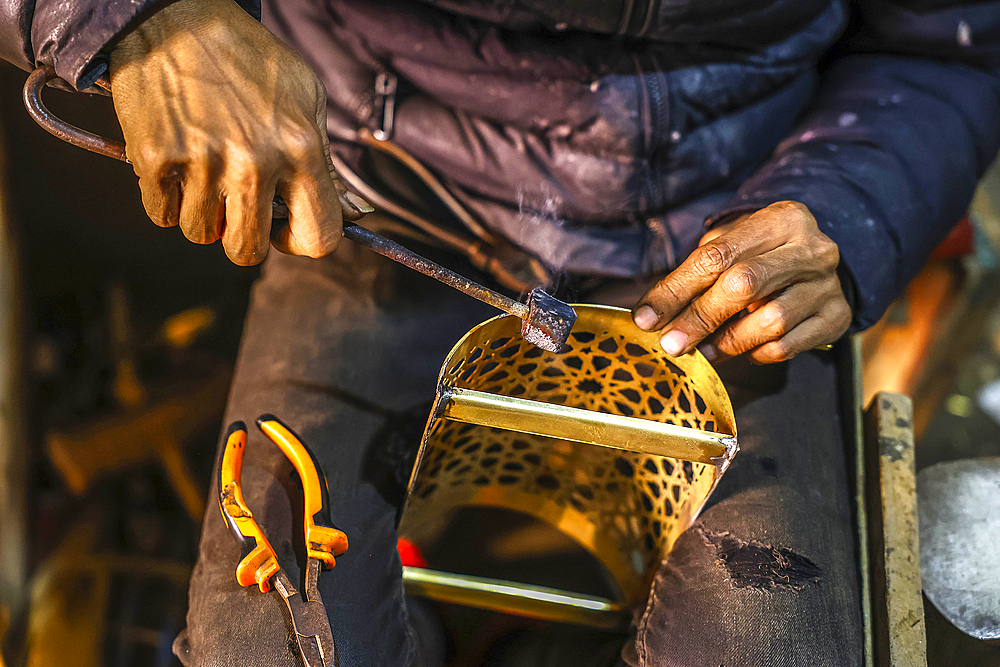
[341,222,528,320]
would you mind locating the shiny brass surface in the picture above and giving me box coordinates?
[401,567,625,629]
[442,387,732,463]
[398,305,737,622]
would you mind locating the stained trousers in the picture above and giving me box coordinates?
[174,229,863,667]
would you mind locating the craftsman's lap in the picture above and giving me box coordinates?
[175,242,862,667]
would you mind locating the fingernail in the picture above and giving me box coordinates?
[345,191,374,213]
[698,343,717,361]
[660,330,687,356]
[633,305,658,330]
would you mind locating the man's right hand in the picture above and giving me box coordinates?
[109,0,369,265]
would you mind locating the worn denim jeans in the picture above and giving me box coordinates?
[174,232,862,667]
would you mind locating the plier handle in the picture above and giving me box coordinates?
[218,415,348,667]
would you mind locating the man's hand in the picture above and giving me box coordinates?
[109,0,368,265]
[632,201,851,363]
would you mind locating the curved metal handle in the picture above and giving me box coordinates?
[23,65,129,163]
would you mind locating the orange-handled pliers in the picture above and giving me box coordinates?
[218,415,349,667]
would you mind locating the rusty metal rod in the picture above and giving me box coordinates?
[23,66,126,162]
[342,223,528,318]
[24,64,529,321]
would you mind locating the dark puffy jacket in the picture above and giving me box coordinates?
[3,0,999,330]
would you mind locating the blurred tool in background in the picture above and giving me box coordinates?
[45,283,228,523]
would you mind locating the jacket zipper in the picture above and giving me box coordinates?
[643,61,667,212]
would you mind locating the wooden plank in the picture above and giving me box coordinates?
[864,392,927,667]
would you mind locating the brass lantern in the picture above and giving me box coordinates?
[399,305,737,628]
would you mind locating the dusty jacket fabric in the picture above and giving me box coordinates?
[4,0,1000,330]
[0,0,259,89]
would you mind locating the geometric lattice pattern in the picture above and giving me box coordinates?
[399,306,736,605]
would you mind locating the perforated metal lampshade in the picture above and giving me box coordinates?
[398,305,737,627]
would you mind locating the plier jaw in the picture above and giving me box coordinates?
[217,417,346,666]
[273,560,339,667]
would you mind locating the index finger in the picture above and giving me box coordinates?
[632,210,790,331]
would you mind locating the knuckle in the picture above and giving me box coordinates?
[758,339,793,363]
[686,299,717,334]
[770,200,811,221]
[303,246,329,259]
[653,278,684,307]
[694,242,732,276]
[759,304,788,337]
[768,200,817,235]
[812,234,839,266]
[282,124,321,161]
[132,142,164,173]
[723,263,761,301]
[314,231,342,257]
[134,148,183,184]
[840,304,853,327]
[146,213,171,228]
[137,175,179,225]
[788,200,811,217]
[232,254,260,267]
[291,224,341,259]
[226,145,263,180]
[181,208,224,245]
[288,54,317,82]
[715,327,745,356]
[184,142,215,169]
[822,275,849,307]
[818,273,840,293]
[230,197,268,229]
[831,302,852,334]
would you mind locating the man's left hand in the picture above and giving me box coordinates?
[632,201,851,364]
